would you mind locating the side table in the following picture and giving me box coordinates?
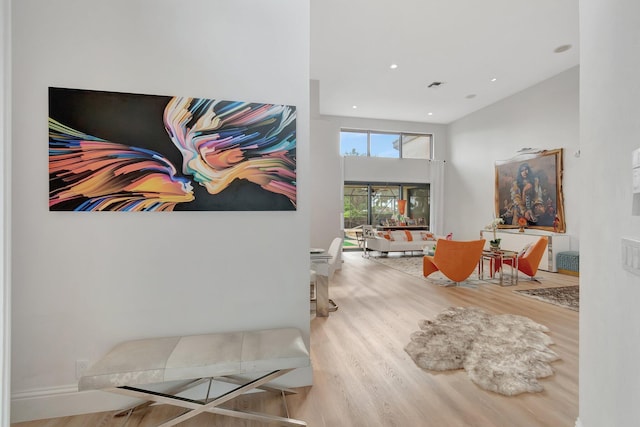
[479,249,519,286]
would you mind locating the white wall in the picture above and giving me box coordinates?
[1,0,11,425]
[447,67,580,246]
[10,0,310,422]
[579,1,640,426]
[310,118,344,249]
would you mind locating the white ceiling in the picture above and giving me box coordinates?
[311,0,579,124]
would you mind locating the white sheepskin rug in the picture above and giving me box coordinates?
[404,306,560,396]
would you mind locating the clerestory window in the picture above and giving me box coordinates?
[340,130,432,159]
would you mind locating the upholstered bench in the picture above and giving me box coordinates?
[79,327,310,426]
[557,251,579,276]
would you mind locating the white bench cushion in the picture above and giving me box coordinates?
[78,327,309,391]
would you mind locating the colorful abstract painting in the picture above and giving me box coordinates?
[49,87,297,211]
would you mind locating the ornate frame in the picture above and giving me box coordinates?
[494,149,565,232]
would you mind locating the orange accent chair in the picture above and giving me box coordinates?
[497,236,548,279]
[423,239,486,283]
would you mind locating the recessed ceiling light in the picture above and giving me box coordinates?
[490,78,497,82]
[465,94,477,99]
[554,44,572,53]
[352,105,357,109]
[390,64,398,69]
[427,112,433,116]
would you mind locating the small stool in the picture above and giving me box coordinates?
[557,251,579,276]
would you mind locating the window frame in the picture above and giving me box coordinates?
[340,129,433,159]
[343,181,430,229]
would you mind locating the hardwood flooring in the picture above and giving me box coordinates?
[13,251,579,427]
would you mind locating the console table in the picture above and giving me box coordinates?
[479,229,570,272]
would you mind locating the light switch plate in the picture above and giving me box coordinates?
[622,237,640,276]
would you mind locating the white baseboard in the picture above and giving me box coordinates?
[575,417,583,427]
[11,385,137,423]
[11,367,313,423]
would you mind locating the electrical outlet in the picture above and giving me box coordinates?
[75,359,89,380]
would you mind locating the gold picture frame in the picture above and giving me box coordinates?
[494,149,565,232]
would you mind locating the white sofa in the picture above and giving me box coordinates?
[365,229,438,255]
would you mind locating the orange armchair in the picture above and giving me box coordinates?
[498,236,548,279]
[423,239,486,283]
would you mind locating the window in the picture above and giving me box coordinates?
[343,182,430,229]
[340,131,368,156]
[405,185,430,223]
[401,134,432,160]
[341,130,432,159]
[371,185,400,224]
[370,133,400,158]
[343,185,369,229]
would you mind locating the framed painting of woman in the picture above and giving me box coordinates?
[494,149,565,232]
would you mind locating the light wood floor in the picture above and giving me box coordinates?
[14,251,579,427]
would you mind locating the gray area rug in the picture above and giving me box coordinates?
[514,286,579,311]
[405,306,560,396]
[369,255,486,287]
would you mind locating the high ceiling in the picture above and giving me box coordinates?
[311,0,579,124]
